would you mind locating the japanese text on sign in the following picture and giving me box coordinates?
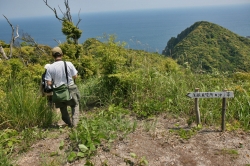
[186,91,234,98]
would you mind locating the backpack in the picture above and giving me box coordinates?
[41,70,53,93]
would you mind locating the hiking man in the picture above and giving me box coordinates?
[45,46,80,127]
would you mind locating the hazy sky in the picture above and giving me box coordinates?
[0,0,250,19]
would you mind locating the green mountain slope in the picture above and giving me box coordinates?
[162,21,250,72]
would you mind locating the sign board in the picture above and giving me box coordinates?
[186,91,234,98]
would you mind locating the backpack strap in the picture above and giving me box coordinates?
[64,61,69,85]
[64,61,71,98]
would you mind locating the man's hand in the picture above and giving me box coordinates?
[47,81,52,86]
[72,75,78,79]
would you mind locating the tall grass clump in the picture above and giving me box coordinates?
[77,76,102,109]
[0,79,54,130]
[227,73,250,130]
[228,89,250,130]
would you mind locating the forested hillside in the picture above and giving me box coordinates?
[162,21,250,72]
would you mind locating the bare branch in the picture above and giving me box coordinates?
[3,14,15,58]
[14,26,19,40]
[76,9,82,27]
[65,0,72,22]
[58,5,65,18]
[53,39,61,45]
[21,33,46,54]
[56,0,72,22]
[3,15,14,30]
[43,0,63,21]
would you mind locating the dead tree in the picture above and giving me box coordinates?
[43,0,82,44]
[21,33,46,55]
[3,15,19,59]
[0,45,8,60]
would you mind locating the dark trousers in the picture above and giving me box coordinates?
[55,84,80,126]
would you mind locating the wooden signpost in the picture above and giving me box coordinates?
[186,91,234,99]
[186,88,234,132]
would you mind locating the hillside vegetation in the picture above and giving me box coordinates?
[1,22,250,165]
[162,21,250,73]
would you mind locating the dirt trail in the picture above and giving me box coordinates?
[15,116,250,166]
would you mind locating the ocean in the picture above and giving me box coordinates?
[0,4,250,53]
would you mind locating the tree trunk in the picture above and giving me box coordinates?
[0,45,8,60]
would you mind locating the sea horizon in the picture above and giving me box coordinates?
[0,4,249,53]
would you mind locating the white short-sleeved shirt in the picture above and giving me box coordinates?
[45,61,78,87]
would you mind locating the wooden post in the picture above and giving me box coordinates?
[195,88,201,125]
[221,89,227,132]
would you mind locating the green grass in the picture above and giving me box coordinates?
[215,148,239,159]
[0,80,55,130]
[0,148,13,166]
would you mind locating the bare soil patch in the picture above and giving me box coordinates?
[15,115,250,166]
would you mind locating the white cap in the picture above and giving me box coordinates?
[44,64,50,69]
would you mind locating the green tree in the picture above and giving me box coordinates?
[43,0,82,44]
[62,19,82,44]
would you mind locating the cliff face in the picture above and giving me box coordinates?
[162,21,250,72]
